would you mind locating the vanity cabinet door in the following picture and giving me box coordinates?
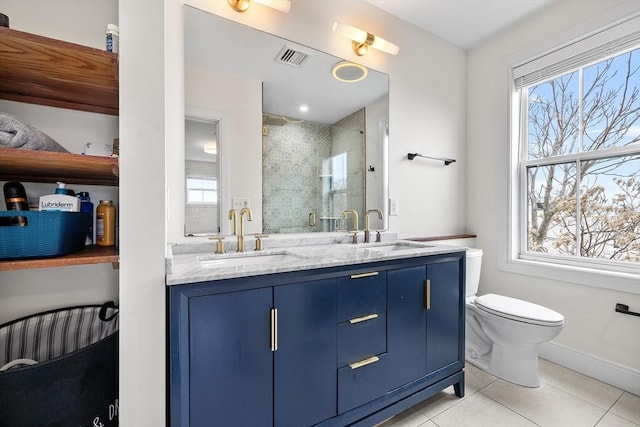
[387,257,463,389]
[387,265,428,388]
[425,258,462,373]
[189,288,274,427]
[274,278,337,427]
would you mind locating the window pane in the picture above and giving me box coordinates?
[322,153,348,191]
[187,177,217,190]
[583,49,640,151]
[202,190,217,203]
[527,72,580,160]
[527,162,577,255]
[579,155,640,261]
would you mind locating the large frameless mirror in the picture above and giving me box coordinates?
[184,6,389,235]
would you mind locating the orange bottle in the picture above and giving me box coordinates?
[96,200,116,246]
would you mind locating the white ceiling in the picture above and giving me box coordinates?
[365,0,557,49]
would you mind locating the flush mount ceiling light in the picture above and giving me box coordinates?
[203,140,217,155]
[332,22,399,56]
[227,0,291,13]
[332,61,368,83]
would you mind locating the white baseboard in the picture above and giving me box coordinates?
[539,341,640,396]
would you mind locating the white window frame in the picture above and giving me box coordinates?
[504,13,640,294]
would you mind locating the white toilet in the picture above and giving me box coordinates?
[465,248,564,387]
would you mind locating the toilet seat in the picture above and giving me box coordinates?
[474,294,564,326]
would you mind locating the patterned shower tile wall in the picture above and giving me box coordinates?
[263,120,331,233]
[262,110,365,234]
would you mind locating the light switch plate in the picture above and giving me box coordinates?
[232,198,250,209]
[389,199,398,216]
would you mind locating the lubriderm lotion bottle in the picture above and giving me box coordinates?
[39,182,80,212]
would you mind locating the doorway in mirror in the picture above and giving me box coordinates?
[185,118,220,235]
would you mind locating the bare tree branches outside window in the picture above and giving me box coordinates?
[525,48,640,263]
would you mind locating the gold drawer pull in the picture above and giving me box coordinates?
[350,272,379,279]
[349,355,380,370]
[270,308,278,352]
[349,313,379,324]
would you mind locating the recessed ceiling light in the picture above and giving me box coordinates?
[204,141,217,154]
[299,105,309,112]
[332,61,368,83]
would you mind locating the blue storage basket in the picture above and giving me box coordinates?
[0,211,90,259]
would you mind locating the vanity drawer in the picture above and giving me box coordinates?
[338,312,386,367]
[338,352,391,414]
[337,271,386,322]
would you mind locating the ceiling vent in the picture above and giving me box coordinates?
[275,45,310,67]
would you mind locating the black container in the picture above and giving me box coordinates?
[3,181,29,227]
[3,181,29,211]
[0,302,119,427]
[0,13,8,28]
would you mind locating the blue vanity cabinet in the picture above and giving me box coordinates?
[386,255,465,395]
[169,251,465,427]
[169,276,337,427]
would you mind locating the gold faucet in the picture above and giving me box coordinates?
[237,207,253,252]
[364,209,383,243]
[228,209,238,235]
[342,209,359,244]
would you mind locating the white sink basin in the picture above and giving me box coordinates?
[197,251,306,269]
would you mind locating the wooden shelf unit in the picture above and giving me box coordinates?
[0,27,120,270]
[0,245,119,271]
[0,148,119,186]
[0,26,118,115]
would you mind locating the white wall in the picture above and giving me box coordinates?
[467,0,640,393]
[0,1,119,323]
[178,64,263,238]
[119,0,167,425]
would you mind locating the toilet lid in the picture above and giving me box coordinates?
[474,294,564,326]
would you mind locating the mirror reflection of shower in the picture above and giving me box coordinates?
[262,108,365,233]
[185,117,220,235]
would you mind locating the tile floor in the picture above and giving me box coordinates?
[379,359,640,427]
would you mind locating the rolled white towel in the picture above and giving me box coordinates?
[0,111,68,152]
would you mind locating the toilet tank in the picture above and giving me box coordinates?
[465,248,483,297]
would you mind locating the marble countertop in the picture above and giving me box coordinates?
[166,233,466,286]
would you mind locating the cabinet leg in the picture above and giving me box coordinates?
[453,377,465,398]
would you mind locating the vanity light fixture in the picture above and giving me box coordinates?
[227,0,291,13]
[332,61,368,83]
[332,22,399,56]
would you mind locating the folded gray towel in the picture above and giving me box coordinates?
[0,111,68,152]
